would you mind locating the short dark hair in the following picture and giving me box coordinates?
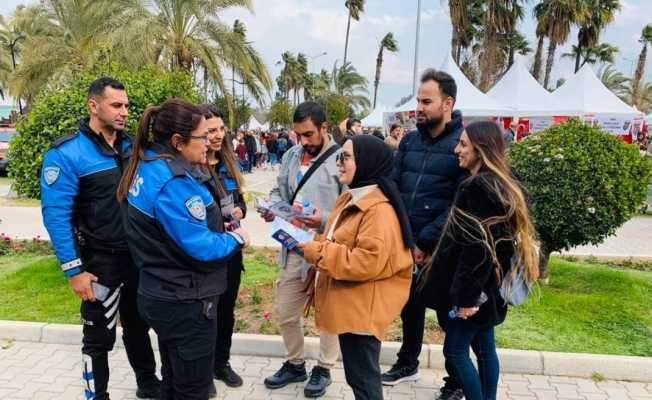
[420,69,456,103]
[88,77,125,99]
[346,117,361,131]
[293,101,327,128]
[390,123,400,133]
[198,103,225,120]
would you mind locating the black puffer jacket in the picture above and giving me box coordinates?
[418,172,515,327]
[391,111,466,253]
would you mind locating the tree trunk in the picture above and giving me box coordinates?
[373,48,383,109]
[632,43,647,108]
[532,36,544,81]
[574,43,582,73]
[543,40,557,90]
[343,12,352,65]
[451,31,460,65]
[508,45,515,70]
[538,244,551,284]
[456,42,463,65]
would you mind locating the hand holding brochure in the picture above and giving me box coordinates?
[271,217,314,252]
[254,197,302,222]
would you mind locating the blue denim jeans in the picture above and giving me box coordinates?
[269,152,278,166]
[443,318,499,400]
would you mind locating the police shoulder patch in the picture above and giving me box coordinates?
[185,195,206,221]
[44,166,61,186]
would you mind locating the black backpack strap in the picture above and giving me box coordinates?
[289,144,340,205]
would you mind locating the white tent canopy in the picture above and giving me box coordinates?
[487,55,562,117]
[361,105,388,127]
[439,54,514,117]
[552,64,641,117]
[389,54,513,117]
[241,115,269,131]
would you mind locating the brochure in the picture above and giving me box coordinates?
[254,197,302,221]
[271,217,314,252]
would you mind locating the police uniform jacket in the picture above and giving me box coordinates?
[125,144,244,302]
[40,119,132,278]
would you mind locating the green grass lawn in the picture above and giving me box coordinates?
[0,251,650,357]
[497,258,652,356]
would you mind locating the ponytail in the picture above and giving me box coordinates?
[117,106,158,201]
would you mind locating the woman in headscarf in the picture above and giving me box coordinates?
[298,135,414,400]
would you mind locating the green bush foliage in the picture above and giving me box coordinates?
[509,120,652,258]
[8,64,200,198]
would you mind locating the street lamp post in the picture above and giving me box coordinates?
[309,52,327,73]
[413,0,422,95]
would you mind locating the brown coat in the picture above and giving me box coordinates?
[302,187,413,341]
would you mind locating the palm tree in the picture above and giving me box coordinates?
[373,32,399,109]
[598,64,629,98]
[331,61,370,111]
[626,80,652,113]
[631,24,652,109]
[118,0,272,107]
[0,12,27,110]
[8,0,121,103]
[277,51,296,102]
[448,0,483,64]
[501,31,531,71]
[294,53,308,106]
[531,2,548,81]
[343,0,365,65]
[479,0,525,91]
[562,42,618,69]
[538,0,589,89]
[573,0,619,73]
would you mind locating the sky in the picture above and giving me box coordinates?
[2,0,652,109]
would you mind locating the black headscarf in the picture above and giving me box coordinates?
[348,135,414,249]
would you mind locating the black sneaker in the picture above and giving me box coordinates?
[136,376,161,399]
[435,377,465,400]
[208,381,217,398]
[381,363,419,386]
[214,363,244,387]
[304,366,331,398]
[264,361,308,389]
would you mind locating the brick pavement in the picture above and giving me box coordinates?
[1,340,652,400]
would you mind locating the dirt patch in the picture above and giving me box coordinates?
[233,282,445,344]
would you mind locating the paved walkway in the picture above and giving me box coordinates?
[1,169,651,257]
[1,340,651,400]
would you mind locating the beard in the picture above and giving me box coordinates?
[303,135,324,156]
[416,113,443,136]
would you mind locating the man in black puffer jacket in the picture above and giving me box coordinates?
[383,69,467,400]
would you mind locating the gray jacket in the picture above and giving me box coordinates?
[269,139,342,272]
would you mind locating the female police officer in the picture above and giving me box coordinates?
[117,98,250,400]
[199,104,248,389]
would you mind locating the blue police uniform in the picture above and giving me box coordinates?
[207,162,247,374]
[40,120,157,400]
[126,144,243,399]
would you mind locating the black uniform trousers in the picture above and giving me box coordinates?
[339,333,384,400]
[80,250,156,400]
[139,295,219,400]
[214,252,243,370]
[396,271,460,390]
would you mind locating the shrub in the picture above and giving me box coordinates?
[509,119,652,278]
[8,64,200,198]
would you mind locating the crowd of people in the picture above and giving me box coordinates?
[40,69,538,400]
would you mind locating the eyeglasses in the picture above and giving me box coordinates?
[336,153,352,164]
[189,135,209,142]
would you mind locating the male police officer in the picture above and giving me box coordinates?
[40,77,159,400]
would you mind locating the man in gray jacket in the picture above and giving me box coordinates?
[260,102,342,398]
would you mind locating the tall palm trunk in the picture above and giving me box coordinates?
[373,47,384,109]
[451,31,460,64]
[543,40,557,90]
[632,43,648,107]
[532,35,545,81]
[574,43,583,73]
[343,12,352,65]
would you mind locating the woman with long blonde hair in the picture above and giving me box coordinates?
[418,121,538,400]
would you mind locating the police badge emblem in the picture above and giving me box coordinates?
[44,166,60,185]
[185,196,206,221]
